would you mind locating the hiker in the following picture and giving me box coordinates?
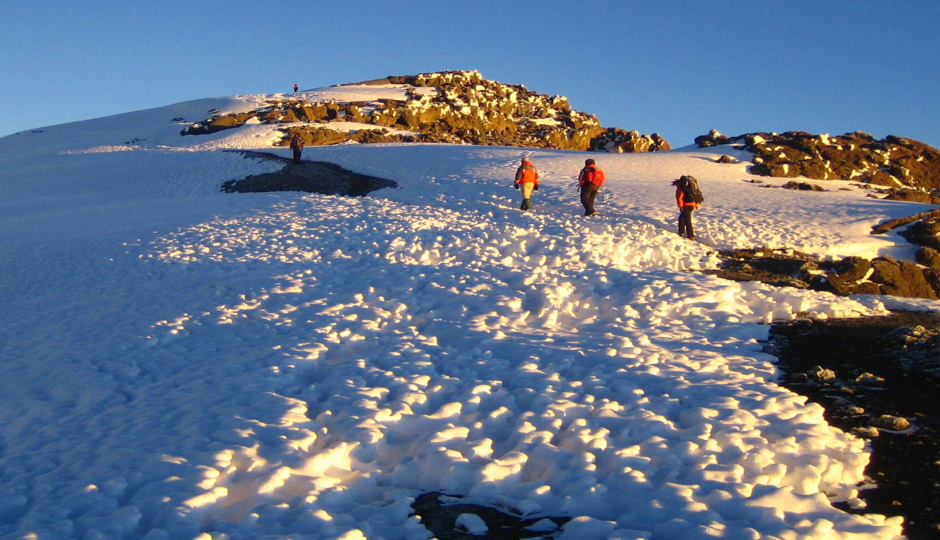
[289,131,305,164]
[293,83,299,92]
[577,158,605,216]
[514,157,539,210]
[672,175,703,240]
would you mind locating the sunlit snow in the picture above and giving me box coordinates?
[1,88,936,540]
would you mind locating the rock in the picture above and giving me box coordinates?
[900,219,940,252]
[808,365,837,382]
[589,128,669,153]
[883,188,940,204]
[182,70,669,152]
[916,247,940,271]
[854,372,886,386]
[871,415,912,431]
[832,257,872,282]
[716,155,738,164]
[782,181,825,191]
[695,130,940,189]
[870,257,938,299]
[695,129,732,148]
[852,426,880,438]
[788,372,809,383]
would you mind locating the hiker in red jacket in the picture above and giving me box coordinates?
[514,157,540,210]
[578,158,605,216]
[673,175,702,240]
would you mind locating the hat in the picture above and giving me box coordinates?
[585,158,595,166]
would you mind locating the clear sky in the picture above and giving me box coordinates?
[2,1,938,148]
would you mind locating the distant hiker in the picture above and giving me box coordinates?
[577,158,605,216]
[293,83,299,92]
[673,175,704,240]
[514,157,539,210]
[289,131,305,164]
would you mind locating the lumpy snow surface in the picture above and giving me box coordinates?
[1,93,934,539]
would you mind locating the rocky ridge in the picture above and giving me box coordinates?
[697,129,940,189]
[710,247,940,300]
[182,70,670,153]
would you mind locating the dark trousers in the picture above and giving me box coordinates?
[292,150,302,164]
[678,206,695,239]
[581,183,599,216]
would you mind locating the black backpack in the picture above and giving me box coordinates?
[680,175,704,204]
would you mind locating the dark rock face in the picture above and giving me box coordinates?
[710,248,940,299]
[695,130,940,189]
[181,70,669,152]
[222,151,396,197]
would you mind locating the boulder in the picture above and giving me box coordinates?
[883,188,940,204]
[871,415,912,431]
[870,256,938,299]
[832,257,872,282]
[916,247,940,270]
[782,181,825,191]
[807,365,837,382]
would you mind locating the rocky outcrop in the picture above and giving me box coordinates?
[897,214,940,252]
[881,187,940,204]
[711,248,940,299]
[589,128,671,153]
[695,129,940,189]
[182,70,668,152]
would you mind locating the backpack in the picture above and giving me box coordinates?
[680,175,704,204]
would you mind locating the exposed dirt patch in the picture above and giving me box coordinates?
[411,492,570,539]
[223,151,397,196]
[767,311,940,540]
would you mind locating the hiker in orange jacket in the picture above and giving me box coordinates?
[578,158,605,216]
[673,175,701,240]
[514,157,539,211]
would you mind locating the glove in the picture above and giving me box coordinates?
[514,184,520,189]
[534,185,539,191]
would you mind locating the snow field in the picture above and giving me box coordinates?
[122,193,895,539]
[1,90,935,539]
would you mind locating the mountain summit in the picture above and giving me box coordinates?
[182,70,672,153]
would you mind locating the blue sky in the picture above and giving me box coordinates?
[2,1,938,148]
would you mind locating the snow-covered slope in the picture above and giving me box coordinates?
[1,87,936,540]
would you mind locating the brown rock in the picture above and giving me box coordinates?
[852,426,880,438]
[870,257,938,299]
[916,247,940,270]
[782,181,825,191]
[871,415,912,431]
[808,365,837,381]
